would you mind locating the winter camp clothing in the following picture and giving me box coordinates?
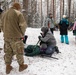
[60,35,69,44]
[1,5,27,66]
[4,38,24,65]
[59,18,69,44]
[44,16,55,34]
[24,45,40,56]
[1,7,27,38]
[40,27,56,47]
[45,17,55,28]
[40,27,56,54]
[59,18,69,35]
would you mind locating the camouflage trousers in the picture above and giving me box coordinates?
[4,38,24,65]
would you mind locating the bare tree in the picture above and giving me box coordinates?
[23,0,29,23]
[68,0,71,21]
[47,0,49,15]
[60,0,63,20]
[63,0,64,15]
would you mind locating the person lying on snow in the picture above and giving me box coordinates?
[24,27,60,56]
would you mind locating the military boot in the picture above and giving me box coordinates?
[6,64,13,74]
[19,64,28,72]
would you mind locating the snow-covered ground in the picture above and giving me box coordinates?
[0,28,76,75]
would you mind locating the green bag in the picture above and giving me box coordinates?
[24,45,40,56]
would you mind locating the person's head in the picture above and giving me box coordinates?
[12,2,21,10]
[49,13,53,18]
[41,26,49,36]
[62,15,66,19]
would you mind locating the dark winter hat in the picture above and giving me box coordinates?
[41,26,49,33]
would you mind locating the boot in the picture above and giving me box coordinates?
[54,46,60,53]
[6,64,13,74]
[19,64,28,72]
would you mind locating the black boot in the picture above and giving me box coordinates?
[54,46,60,53]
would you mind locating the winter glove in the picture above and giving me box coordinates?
[38,36,42,40]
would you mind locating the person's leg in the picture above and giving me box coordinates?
[4,40,13,74]
[64,35,69,44]
[50,28,53,34]
[45,46,55,56]
[13,39,28,72]
[61,35,64,43]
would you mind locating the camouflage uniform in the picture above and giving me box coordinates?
[4,38,24,65]
[1,3,28,74]
[1,7,27,65]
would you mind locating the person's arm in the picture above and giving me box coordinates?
[18,13,27,36]
[40,32,51,42]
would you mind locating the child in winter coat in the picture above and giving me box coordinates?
[59,15,69,44]
[38,26,60,56]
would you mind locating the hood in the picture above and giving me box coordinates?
[41,27,49,34]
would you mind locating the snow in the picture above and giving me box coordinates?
[0,28,76,75]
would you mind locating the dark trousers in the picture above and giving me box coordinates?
[50,28,54,34]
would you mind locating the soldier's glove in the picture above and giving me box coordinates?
[38,36,42,40]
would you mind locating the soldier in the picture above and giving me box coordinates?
[1,3,28,74]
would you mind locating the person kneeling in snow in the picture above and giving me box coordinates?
[24,27,60,57]
[38,26,60,56]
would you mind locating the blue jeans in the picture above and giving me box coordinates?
[61,35,69,44]
[45,46,55,55]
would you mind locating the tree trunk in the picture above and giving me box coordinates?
[60,0,63,20]
[23,0,28,24]
[68,0,71,21]
[47,0,49,15]
[63,0,64,15]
